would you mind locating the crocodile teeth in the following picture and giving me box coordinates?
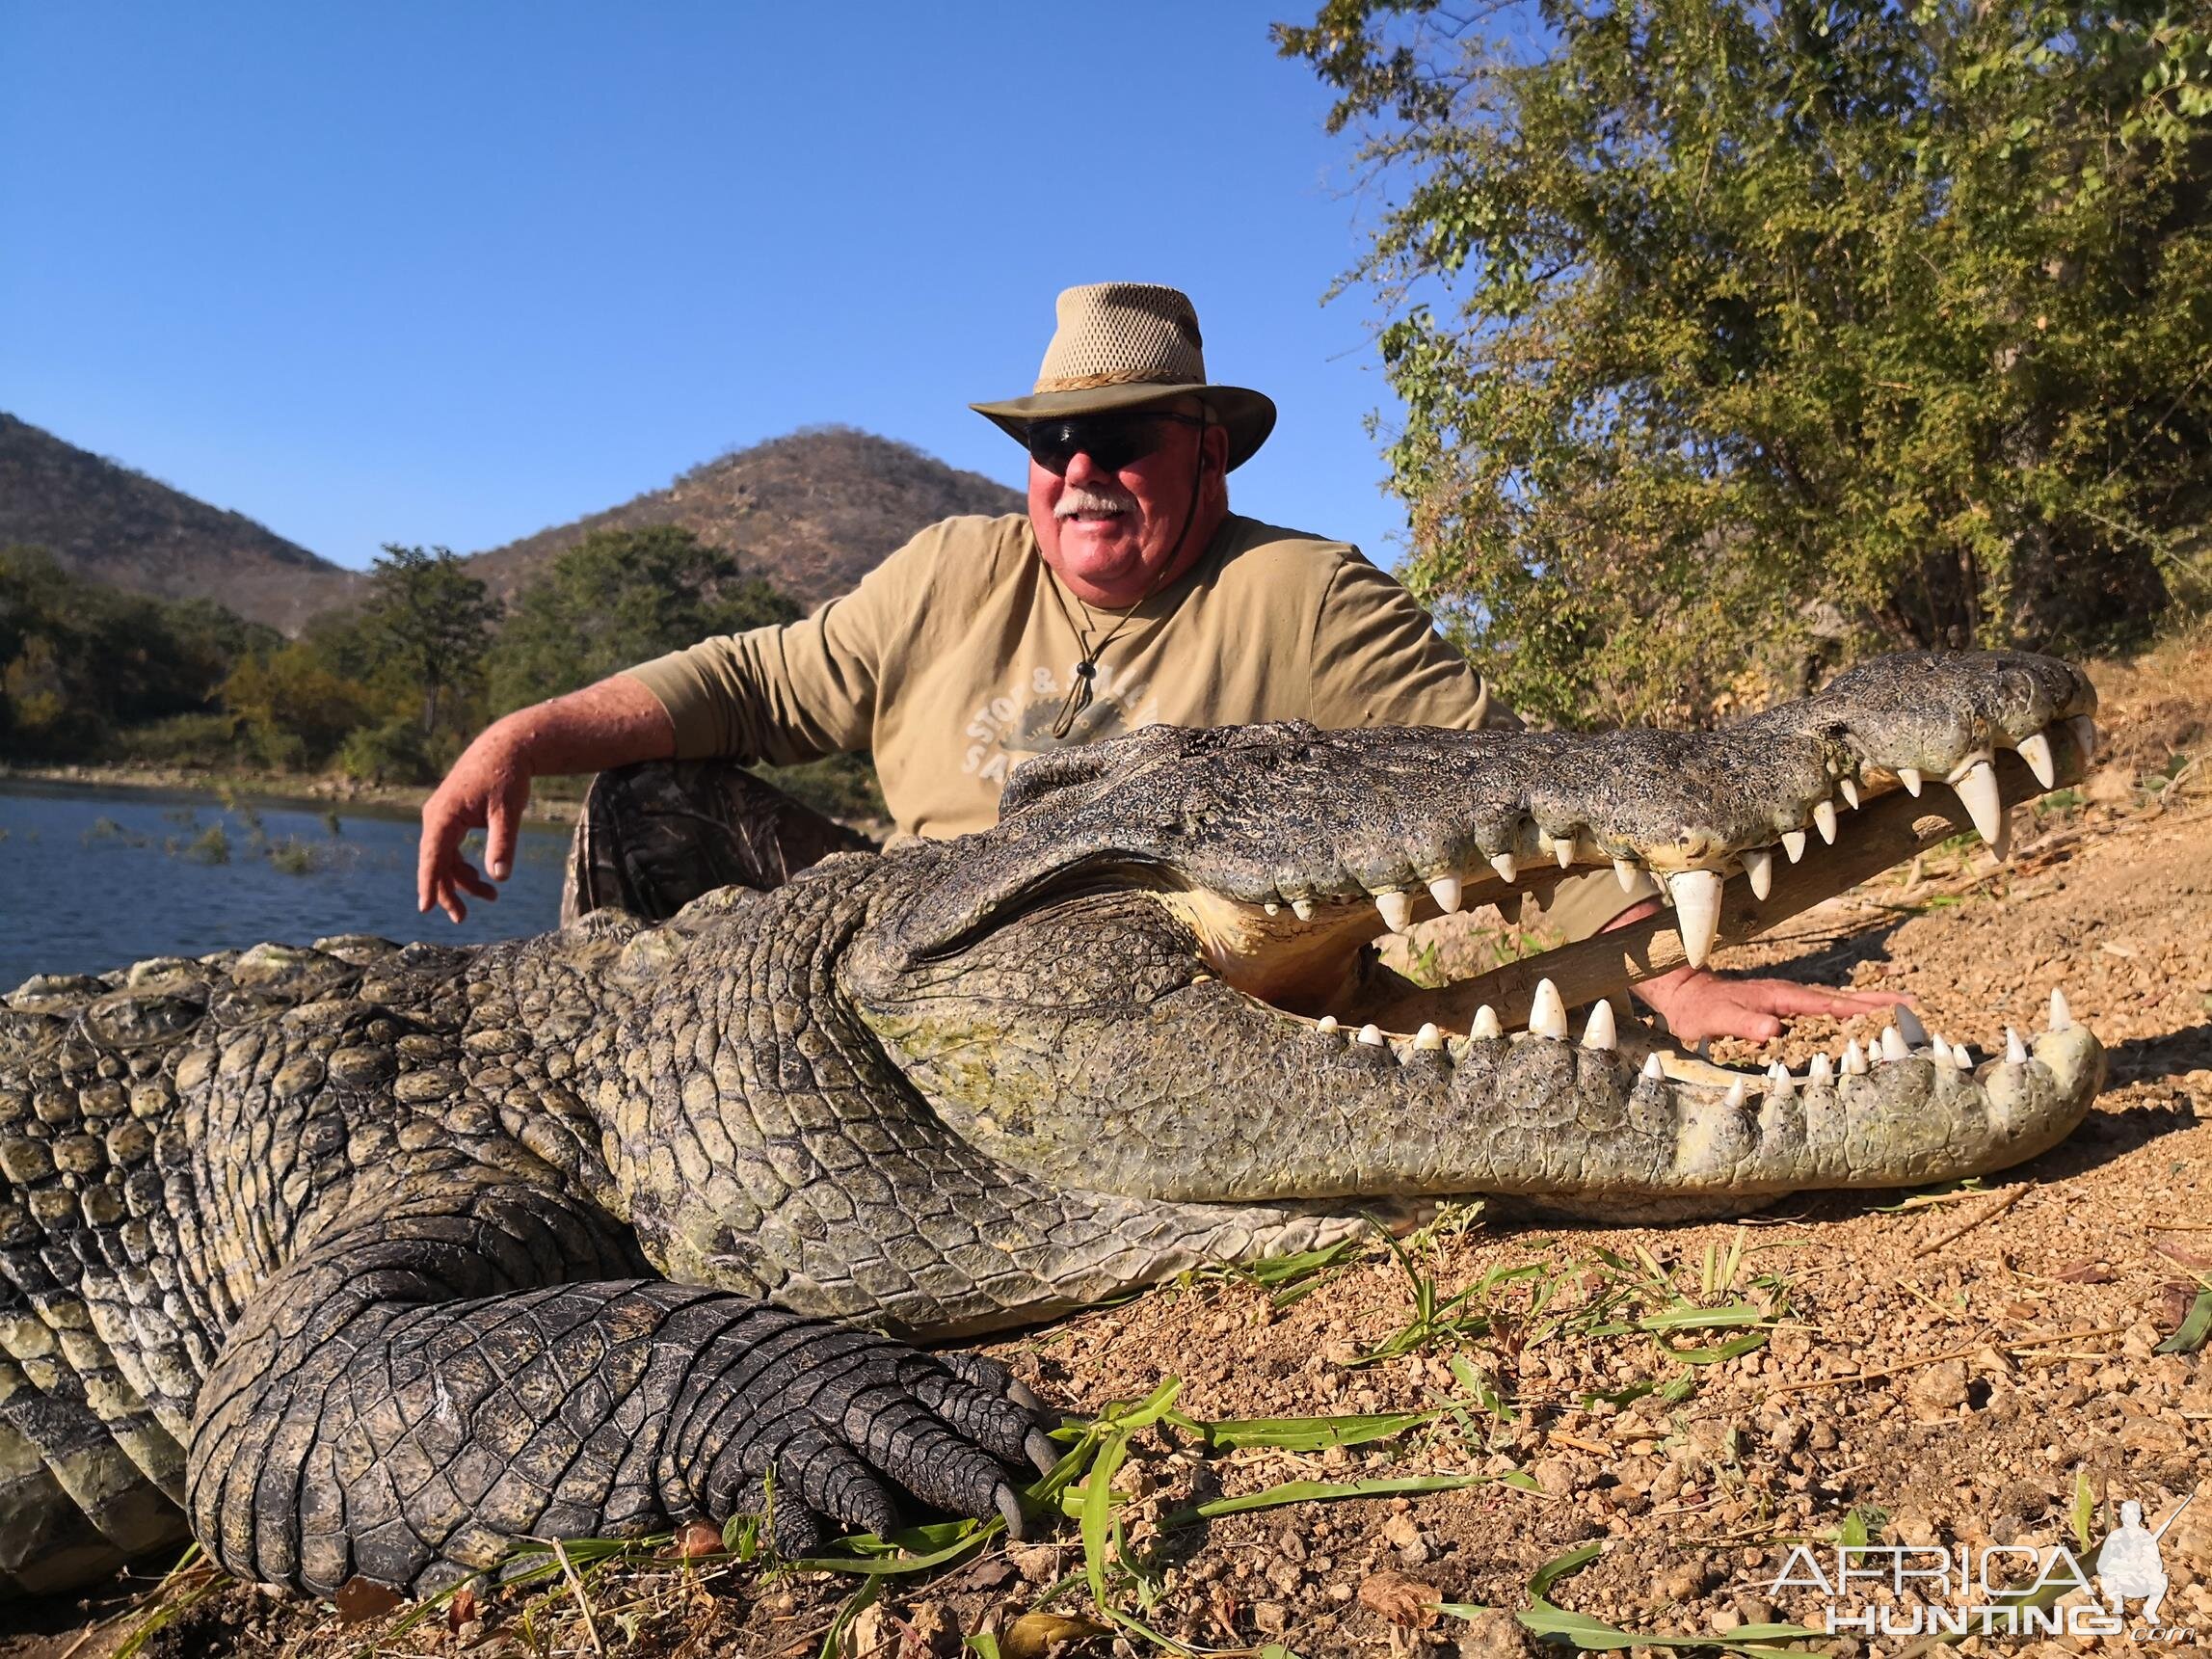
[1838,777,1860,810]
[1264,899,1281,916]
[1555,837,1576,870]
[1292,898,1316,922]
[1375,891,1413,933]
[1668,870,1723,969]
[1894,1004,1929,1046]
[1931,1034,1953,1066]
[1768,1061,1796,1099]
[1529,978,1568,1040]
[1316,1015,1341,1035]
[1898,765,1924,796]
[1489,851,1519,885]
[2068,714,2096,757]
[2016,731,2057,789]
[1722,1078,1747,1111]
[1813,799,1839,843]
[2049,988,2072,1031]
[1949,758,2005,847]
[1808,1053,1833,1084]
[1880,1026,1909,1061]
[1414,1023,1445,1051]
[1951,1043,1974,1071]
[1614,858,1639,893]
[1743,847,1773,901]
[1357,1023,1386,1047]
[2006,1027,2028,1064]
[1641,1052,1665,1082]
[1841,1038,1869,1076]
[1472,1004,1503,1040]
[1582,1001,1616,1051]
[1427,874,1463,915]
[1781,829,1807,863]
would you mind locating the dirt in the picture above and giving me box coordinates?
[7,635,2212,1658]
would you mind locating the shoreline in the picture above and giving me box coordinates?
[0,763,584,827]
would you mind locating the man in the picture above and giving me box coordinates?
[418,283,1894,1042]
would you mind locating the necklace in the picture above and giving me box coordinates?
[1049,584,1148,739]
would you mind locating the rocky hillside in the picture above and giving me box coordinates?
[0,413,361,633]
[467,426,1025,609]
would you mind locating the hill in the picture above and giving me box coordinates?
[0,413,361,634]
[467,426,1025,609]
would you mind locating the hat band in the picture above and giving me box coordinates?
[1033,367,1200,394]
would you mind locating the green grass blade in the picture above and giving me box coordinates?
[2155,1285,2212,1353]
[1157,1471,1497,1530]
[1165,1407,1439,1451]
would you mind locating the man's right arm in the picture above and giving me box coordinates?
[416,675,675,923]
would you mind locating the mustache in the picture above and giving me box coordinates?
[1053,484,1138,519]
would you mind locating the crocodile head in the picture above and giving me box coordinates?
[843,651,2105,1218]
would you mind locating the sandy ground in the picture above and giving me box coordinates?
[6,637,2210,1659]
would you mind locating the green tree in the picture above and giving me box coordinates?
[486,524,797,713]
[358,545,501,737]
[1280,0,2212,725]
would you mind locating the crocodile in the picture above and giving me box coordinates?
[0,650,2105,1601]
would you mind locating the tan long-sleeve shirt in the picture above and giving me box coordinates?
[625,512,1644,940]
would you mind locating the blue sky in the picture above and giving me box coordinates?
[0,2,1419,576]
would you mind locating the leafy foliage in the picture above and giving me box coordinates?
[1279,0,2212,726]
[486,525,797,714]
[0,546,280,758]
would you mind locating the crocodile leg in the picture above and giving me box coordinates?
[185,1173,1051,1597]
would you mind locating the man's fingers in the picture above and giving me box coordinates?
[485,788,520,883]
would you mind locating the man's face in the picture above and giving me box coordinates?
[1028,408,1229,608]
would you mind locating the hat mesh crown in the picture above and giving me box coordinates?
[1035,282,1207,394]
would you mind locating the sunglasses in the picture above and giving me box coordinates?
[1023,412,1204,475]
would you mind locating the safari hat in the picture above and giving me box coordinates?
[972,282,1277,470]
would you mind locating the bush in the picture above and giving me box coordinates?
[336,717,437,787]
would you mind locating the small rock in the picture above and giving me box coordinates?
[1381,1513,1424,1549]
[1906,1359,1970,1421]
[1252,1602,1288,1635]
[1009,1542,1060,1585]
[1663,1565,1704,1601]
[1532,1456,1579,1497]
[1737,1596,1776,1625]
[1457,1605,1535,1658]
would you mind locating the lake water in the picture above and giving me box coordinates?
[0,780,568,989]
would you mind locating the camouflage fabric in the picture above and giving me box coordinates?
[560,760,877,924]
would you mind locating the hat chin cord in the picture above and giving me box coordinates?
[1049,425,1213,741]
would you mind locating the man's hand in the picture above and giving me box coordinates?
[415,676,679,923]
[418,726,532,923]
[1604,897,1908,1044]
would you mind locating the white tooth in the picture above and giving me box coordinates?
[1931,1035,1953,1066]
[1781,829,1807,863]
[1894,1005,1929,1046]
[1898,765,1924,796]
[1264,899,1281,916]
[1414,1023,1444,1051]
[1582,1001,1617,1051]
[1842,1039,1869,1076]
[1427,873,1463,915]
[1949,758,2005,847]
[1813,799,1839,843]
[1641,1052,1665,1082]
[2067,714,2096,757]
[2016,731,2056,789]
[1769,1062,1797,1099]
[1357,1024,1386,1047]
[1489,851,1519,885]
[1529,978,1568,1040]
[2049,988,2072,1031]
[1614,858,1639,893]
[1316,1015,1341,1035]
[1556,836,1576,870]
[1744,847,1773,901]
[1880,1027,1908,1061]
[2006,1027,2028,1064]
[1375,890,1413,933]
[1839,777,1860,810]
[1668,870,1723,969]
[1292,897,1316,922]
[1722,1079,1747,1111]
[1472,1005,1503,1040]
[1809,1053,1833,1084]
[1951,1043,1974,1071]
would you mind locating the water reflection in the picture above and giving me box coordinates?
[0,781,567,987]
